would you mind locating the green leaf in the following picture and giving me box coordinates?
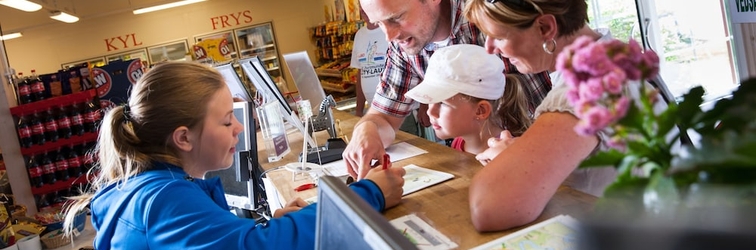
[616,154,640,181]
[673,131,756,185]
[675,86,705,130]
[656,103,679,139]
[603,177,649,200]
[617,103,644,131]
[579,150,626,168]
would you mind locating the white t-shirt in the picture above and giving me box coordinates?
[350,27,390,105]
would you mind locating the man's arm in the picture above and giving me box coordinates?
[343,108,405,179]
[354,70,366,117]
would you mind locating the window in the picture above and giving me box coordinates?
[588,0,740,103]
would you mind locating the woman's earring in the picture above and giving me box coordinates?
[542,39,557,54]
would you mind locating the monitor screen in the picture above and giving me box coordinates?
[205,101,262,210]
[283,51,326,112]
[315,176,417,250]
[244,56,293,116]
[215,63,252,102]
[241,57,317,148]
[238,58,271,102]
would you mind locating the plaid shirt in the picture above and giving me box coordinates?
[371,0,552,117]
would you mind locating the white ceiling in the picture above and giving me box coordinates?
[0,0,181,34]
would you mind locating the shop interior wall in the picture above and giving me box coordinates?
[2,0,332,92]
[0,0,336,213]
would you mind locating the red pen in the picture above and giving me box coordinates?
[382,154,391,170]
[294,183,317,192]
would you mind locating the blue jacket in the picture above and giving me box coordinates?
[90,162,386,249]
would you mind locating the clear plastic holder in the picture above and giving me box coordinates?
[256,101,290,162]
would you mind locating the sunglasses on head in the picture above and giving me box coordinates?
[485,0,542,14]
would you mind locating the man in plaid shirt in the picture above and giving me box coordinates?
[343,0,552,179]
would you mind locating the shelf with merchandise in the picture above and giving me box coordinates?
[10,86,101,211]
[311,21,364,62]
[311,21,365,97]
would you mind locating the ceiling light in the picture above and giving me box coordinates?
[50,11,79,23]
[0,32,23,41]
[133,0,206,15]
[0,0,42,12]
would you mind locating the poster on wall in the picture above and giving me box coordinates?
[729,0,756,23]
[194,37,233,63]
[343,0,360,22]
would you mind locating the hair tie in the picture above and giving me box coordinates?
[123,104,132,122]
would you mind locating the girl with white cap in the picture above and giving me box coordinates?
[405,44,531,155]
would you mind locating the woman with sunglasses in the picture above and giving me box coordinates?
[463,0,617,231]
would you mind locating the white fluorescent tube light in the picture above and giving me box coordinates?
[50,11,79,23]
[0,0,42,12]
[133,0,206,15]
[0,32,23,41]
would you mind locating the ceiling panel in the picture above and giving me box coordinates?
[0,0,178,33]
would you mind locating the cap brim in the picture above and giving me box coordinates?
[404,81,457,104]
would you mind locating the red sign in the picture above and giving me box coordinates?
[193,45,208,60]
[210,10,253,30]
[91,68,112,97]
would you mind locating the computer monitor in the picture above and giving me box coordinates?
[215,63,253,102]
[315,176,418,250]
[283,51,326,113]
[205,101,264,211]
[244,56,293,116]
[241,56,316,148]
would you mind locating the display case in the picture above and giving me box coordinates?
[194,31,238,63]
[147,39,190,66]
[106,49,149,65]
[234,22,283,80]
[61,57,106,69]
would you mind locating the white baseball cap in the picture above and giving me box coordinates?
[405,44,506,104]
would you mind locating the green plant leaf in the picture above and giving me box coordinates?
[656,103,679,139]
[675,86,705,131]
[579,149,626,168]
[603,177,649,200]
[673,131,756,184]
[617,103,644,131]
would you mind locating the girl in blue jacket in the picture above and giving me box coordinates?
[62,61,406,249]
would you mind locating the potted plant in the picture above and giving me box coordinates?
[556,36,756,218]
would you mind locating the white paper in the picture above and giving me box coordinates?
[261,177,284,213]
[390,214,459,250]
[471,215,580,250]
[322,142,428,177]
[401,164,454,196]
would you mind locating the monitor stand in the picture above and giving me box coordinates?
[299,137,346,164]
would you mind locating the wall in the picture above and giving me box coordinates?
[0,0,337,213]
[3,0,331,91]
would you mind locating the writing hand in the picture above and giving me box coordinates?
[343,124,386,180]
[272,197,309,218]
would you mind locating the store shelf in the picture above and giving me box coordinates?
[10,89,97,116]
[31,174,91,195]
[250,44,274,50]
[316,69,342,78]
[19,132,99,156]
[262,56,277,61]
[321,82,355,93]
[267,66,280,71]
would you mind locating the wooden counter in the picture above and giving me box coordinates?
[258,111,597,249]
